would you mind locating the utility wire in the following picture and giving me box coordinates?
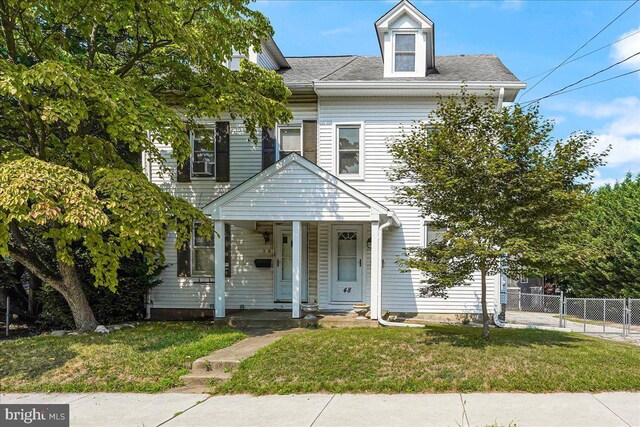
[521,52,640,104]
[524,30,640,81]
[516,0,639,101]
[521,68,640,105]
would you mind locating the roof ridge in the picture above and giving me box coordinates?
[319,56,361,81]
[285,55,357,59]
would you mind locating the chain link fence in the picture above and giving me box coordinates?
[505,288,562,328]
[629,299,640,334]
[505,289,640,335]
[563,298,626,334]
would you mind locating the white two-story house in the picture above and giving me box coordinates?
[146,0,525,323]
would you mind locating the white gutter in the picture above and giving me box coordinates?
[376,216,423,328]
[313,80,526,90]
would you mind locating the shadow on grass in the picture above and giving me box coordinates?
[421,325,584,349]
[0,337,78,381]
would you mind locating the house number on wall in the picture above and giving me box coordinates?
[343,287,352,293]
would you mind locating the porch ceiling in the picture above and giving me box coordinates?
[202,154,398,224]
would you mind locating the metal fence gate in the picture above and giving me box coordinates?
[629,299,640,334]
[505,288,640,335]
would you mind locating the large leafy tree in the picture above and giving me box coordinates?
[389,92,605,338]
[562,174,640,298]
[0,0,291,330]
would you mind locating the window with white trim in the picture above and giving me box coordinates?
[191,129,215,178]
[394,33,416,72]
[336,125,361,176]
[424,221,446,247]
[277,126,302,159]
[192,222,215,276]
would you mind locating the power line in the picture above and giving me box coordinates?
[522,67,640,106]
[516,0,639,101]
[524,30,640,81]
[522,51,640,103]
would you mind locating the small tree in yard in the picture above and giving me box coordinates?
[0,0,291,330]
[389,92,606,338]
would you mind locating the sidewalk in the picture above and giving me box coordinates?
[1,392,638,427]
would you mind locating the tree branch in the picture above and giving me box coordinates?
[8,244,62,287]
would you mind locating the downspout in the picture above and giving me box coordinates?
[496,87,505,111]
[376,215,423,328]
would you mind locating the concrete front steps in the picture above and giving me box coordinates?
[180,329,301,387]
[220,310,379,329]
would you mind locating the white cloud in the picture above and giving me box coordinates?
[467,0,523,11]
[549,97,640,168]
[500,0,523,11]
[591,170,620,188]
[611,28,640,69]
[321,27,353,36]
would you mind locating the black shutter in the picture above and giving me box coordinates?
[177,131,192,182]
[302,120,317,164]
[216,121,230,182]
[177,240,191,277]
[262,127,276,170]
[225,223,231,277]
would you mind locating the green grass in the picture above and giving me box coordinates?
[217,325,640,395]
[0,322,245,393]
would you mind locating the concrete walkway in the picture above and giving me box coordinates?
[1,392,638,427]
[179,328,302,388]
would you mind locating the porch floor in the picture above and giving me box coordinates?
[220,310,379,329]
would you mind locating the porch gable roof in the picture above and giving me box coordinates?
[202,153,396,223]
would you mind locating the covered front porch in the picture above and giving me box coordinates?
[202,154,400,320]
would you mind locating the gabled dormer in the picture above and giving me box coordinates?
[375,0,435,78]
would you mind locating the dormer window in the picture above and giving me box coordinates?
[394,34,416,72]
[375,0,435,78]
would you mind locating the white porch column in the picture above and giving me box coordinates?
[370,220,380,320]
[214,220,226,318]
[292,220,302,319]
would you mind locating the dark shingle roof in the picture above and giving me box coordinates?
[278,54,521,85]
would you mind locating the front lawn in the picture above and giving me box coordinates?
[218,325,640,394]
[0,322,245,393]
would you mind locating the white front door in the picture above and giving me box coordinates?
[274,225,308,302]
[331,225,364,303]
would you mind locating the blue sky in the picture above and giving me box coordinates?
[253,0,640,186]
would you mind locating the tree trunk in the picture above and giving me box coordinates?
[480,268,490,339]
[57,263,98,331]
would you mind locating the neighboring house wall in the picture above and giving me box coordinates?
[149,102,318,312]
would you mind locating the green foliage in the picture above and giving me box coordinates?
[39,253,163,328]
[562,174,640,298]
[0,0,291,326]
[389,92,606,299]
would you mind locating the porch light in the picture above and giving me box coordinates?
[263,231,271,245]
[367,237,372,249]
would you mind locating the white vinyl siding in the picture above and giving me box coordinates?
[149,104,317,311]
[317,96,498,314]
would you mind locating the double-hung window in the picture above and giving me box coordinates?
[192,222,215,276]
[424,221,446,247]
[336,124,362,177]
[277,126,302,159]
[394,33,416,72]
[191,129,215,178]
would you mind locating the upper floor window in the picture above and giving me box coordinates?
[192,222,215,276]
[278,126,302,159]
[191,129,215,178]
[336,124,362,177]
[424,221,446,247]
[394,33,416,72]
